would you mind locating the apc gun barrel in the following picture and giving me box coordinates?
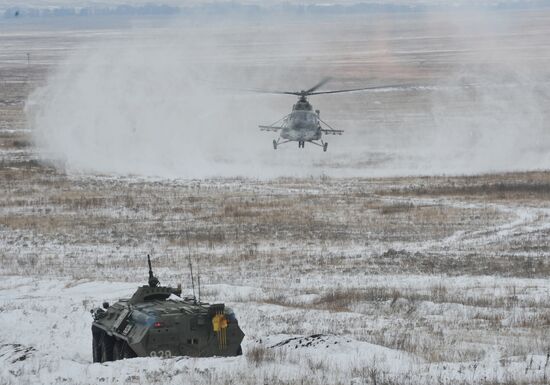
[147,254,160,287]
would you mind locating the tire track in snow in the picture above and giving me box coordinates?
[378,195,550,253]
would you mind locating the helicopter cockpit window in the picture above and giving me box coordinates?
[294,111,316,123]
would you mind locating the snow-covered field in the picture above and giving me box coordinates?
[2,11,550,385]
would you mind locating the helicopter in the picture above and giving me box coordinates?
[258,78,403,151]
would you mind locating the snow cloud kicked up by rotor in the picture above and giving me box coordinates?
[27,12,550,179]
[27,27,284,178]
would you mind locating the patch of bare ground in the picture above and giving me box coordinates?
[376,172,550,201]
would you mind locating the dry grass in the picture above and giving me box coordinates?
[245,345,276,367]
[2,50,550,383]
[377,172,550,201]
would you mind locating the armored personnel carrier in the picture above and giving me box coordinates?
[91,256,244,362]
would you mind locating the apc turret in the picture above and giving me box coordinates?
[90,255,244,362]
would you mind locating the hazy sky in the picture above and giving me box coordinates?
[0,0,531,9]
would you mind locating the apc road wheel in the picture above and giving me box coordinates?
[323,142,328,152]
[92,326,102,363]
[113,339,122,361]
[121,342,137,359]
[273,140,277,150]
[100,332,114,363]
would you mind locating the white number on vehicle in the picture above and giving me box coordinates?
[149,350,172,358]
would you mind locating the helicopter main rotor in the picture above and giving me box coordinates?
[251,77,408,99]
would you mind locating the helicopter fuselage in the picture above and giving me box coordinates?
[281,110,322,141]
[281,98,321,141]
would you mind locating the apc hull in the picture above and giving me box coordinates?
[92,286,244,361]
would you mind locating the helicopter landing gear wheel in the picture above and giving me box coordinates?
[273,140,277,150]
[323,142,328,152]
